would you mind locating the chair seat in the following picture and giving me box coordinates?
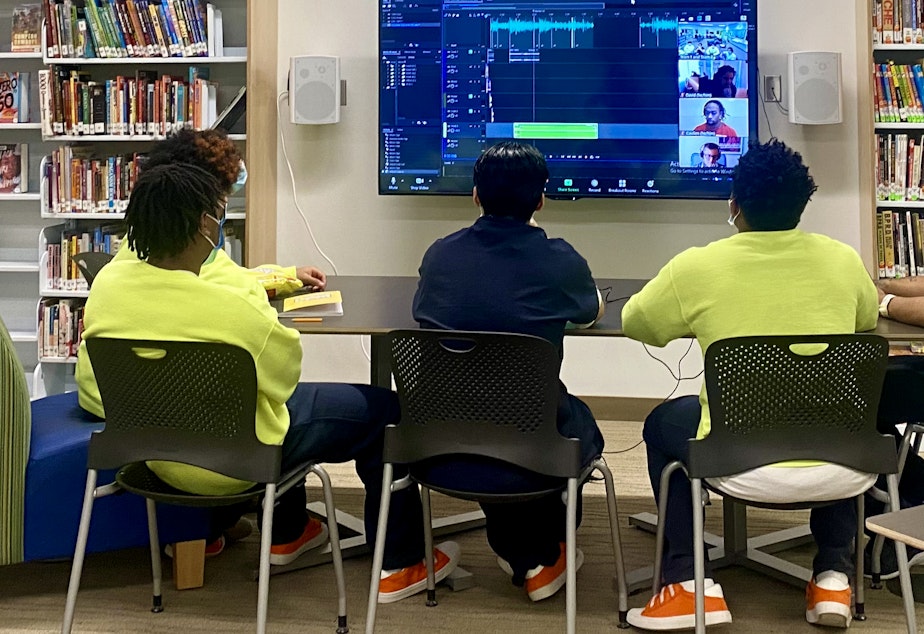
[409,455,570,502]
[117,462,267,507]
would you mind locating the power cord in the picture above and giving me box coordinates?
[276,91,340,276]
[756,68,777,138]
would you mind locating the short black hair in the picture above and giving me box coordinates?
[125,163,225,261]
[701,142,721,156]
[473,141,549,222]
[713,65,736,80]
[731,138,818,231]
[703,99,726,116]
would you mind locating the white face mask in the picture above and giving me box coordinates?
[727,199,739,227]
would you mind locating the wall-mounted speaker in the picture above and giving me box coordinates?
[787,51,843,125]
[290,55,341,125]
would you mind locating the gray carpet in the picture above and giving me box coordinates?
[1,487,922,633]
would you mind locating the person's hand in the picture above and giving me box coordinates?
[296,266,327,290]
[878,285,886,303]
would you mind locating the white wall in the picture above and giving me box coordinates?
[275,1,867,399]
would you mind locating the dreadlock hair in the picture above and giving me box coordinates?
[473,141,549,222]
[125,163,225,261]
[141,128,242,193]
[730,138,818,231]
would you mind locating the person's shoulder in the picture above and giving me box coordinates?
[800,231,865,259]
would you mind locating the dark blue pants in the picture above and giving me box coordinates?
[643,395,856,585]
[271,382,424,570]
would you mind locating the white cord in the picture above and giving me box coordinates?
[276,91,339,275]
[359,336,372,362]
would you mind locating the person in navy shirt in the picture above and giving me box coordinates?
[412,141,605,602]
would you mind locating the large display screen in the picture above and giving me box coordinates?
[379,0,758,200]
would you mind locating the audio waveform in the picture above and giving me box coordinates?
[639,17,678,33]
[490,18,594,36]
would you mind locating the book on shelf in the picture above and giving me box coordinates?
[211,85,244,134]
[271,290,344,318]
[0,144,28,194]
[12,4,42,52]
[0,72,30,123]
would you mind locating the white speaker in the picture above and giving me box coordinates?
[787,51,843,125]
[290,55,341,125]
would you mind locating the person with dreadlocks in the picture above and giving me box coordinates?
[622,139,879,630]
[74,161,460,603]
[111,128,326,296]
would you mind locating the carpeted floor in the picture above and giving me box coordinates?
[2,421,922,633]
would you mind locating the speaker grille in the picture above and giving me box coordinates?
[294,82,337,122]
[795,78,838,122]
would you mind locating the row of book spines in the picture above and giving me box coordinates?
[44,151,140,214]
[39,68,215,137]
[44,229,123,291]
[873,62,924,123]
[877,209,924,278]
[873,0,924,44]
[876,133,923,200]
[37,299,84,359]
[45,0,209,59]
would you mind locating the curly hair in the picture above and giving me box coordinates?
[141,128,242,193]
[473,141,549,222]
[125,163,225,261]
[731,138,818,231]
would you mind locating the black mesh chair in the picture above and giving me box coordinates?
[651,334,902,634]
[72,251,114,289]
[62,338,349,634]
[364,330,629,634]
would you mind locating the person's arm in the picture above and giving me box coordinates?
[878,276,924,297]
[878,285,924,327]
[621,260,691,346]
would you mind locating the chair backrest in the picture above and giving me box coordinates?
[386,329,582,478]
[688,334,896,479]
[85,338,282,484]
[0,315,30,565]
[72,251,114,289]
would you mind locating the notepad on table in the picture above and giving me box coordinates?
[272,290,343,317]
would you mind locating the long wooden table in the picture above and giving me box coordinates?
[285,275,924,590]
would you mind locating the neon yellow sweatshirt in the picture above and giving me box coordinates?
[622,229,879,439]
[75,256,302,495]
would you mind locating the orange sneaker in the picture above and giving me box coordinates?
[524,542,584,602]
[378,541,461,604]
[627,580,732,630]
[269,517,329,565]
[805,571,852,628]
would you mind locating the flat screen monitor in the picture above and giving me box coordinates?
[379,0,758,200]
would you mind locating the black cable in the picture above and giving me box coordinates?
[599,286,630,304]
[756,67,775,139]
[602,438,645,455]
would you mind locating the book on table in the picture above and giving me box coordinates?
[271,289,343,318]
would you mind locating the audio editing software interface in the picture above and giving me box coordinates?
[379,0,756,199]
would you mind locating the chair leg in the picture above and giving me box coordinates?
[566,477,578,634]
[145,498,164,613]
[257,484,276,634]
[652,461,684,597]
[855,495,866,621]
[310,464,349,634]
[691,477,706,634]
[365,463,395,634]
[62,470,98,634]
[421,486,437,607]
[592,458,629,628]
[886,473,918,634]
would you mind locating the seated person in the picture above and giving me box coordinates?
[694,143,724,168]
[75,159,460,604]
[682,66,746,98]
[622,139,878,630]
[412,141,605,603]
[694,100,738,137]
[112,129,327,297]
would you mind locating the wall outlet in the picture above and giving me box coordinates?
[764,75,782,103]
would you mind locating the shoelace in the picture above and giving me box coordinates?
[648,583,678,608]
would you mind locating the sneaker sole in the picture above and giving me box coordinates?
[806,602,852,628]
[527,549,584,602]
[378,542,461,604]
[626,609,733,631]
[269,523,329,566]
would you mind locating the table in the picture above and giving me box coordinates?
[285,275,924,590]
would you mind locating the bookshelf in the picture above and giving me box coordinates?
[0,0,252,396]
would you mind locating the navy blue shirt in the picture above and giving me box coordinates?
[413,215,603,456]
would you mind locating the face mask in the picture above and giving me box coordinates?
[200,212,227,251]
[727,199,739,227]
[232,160,248,193]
